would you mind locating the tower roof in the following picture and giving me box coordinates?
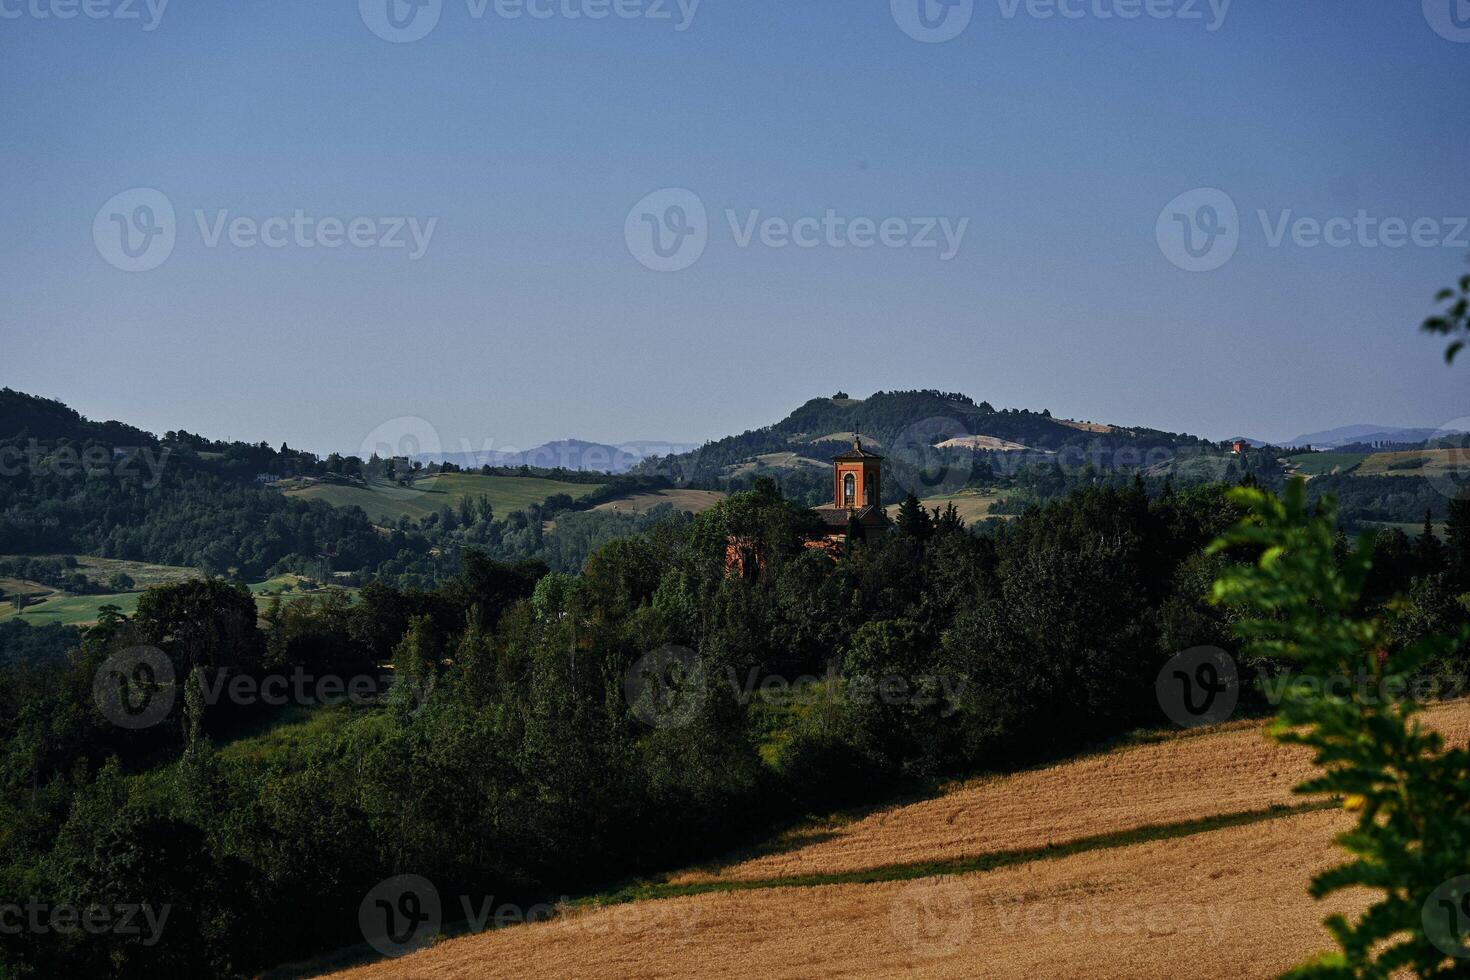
[832,434,884,461]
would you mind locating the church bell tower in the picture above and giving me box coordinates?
[831,435,883,511]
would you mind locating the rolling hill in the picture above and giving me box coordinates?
[282,473,603,524]
[318,701,1470,980]
[636,390,1209,491]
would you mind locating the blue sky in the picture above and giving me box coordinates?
[2,0,1467,455]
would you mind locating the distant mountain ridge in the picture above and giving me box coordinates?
[1285,424,1466,449]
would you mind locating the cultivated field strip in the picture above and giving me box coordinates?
[669,702,1468,886]
[328,808,1363,980]
[322,702,1470,979]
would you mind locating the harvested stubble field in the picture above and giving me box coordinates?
[330,809,1361,980]
[323,702,1470,980]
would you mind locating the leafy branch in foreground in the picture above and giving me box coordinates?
[1424,258,1470,364]
[1210,479,1470,979]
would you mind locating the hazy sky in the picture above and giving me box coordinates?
[3,1,1467,456]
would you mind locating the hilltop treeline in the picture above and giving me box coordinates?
[635,389,1209,489]
[0,389,681,585]
[3,478,1468,977]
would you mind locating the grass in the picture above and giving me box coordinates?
[1286,452,1368,476]
[897,488,1008,524]
[315,709,1470,979]
[284,473,601,524]
[0,577,52,598]
[0,568,356,627]
[218,703,379,767]
[1357,447,1468,479]
[582,802,1329,906]
[723,453,829,477]
[1358,520,1446,539]
[0,555,208,625]
[588,488,726,517]
[0,554,201,587]
[0,590,146,624]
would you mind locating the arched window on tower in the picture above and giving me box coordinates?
[843,472,855,508]
[865,477,875,508]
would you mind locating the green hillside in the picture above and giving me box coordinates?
[283,473,602,524]
[638,390,1208,489]
[1286,452,1368,476]
[0,569,355,627]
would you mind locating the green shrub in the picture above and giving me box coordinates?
[1212,479,1470,978]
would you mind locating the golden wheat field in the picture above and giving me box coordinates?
[672,701,1470,885]
[322,702,1470,980]
[328,810,1362,980]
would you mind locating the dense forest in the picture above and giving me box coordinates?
[1,387,1453,606]
[2,473,1468,977]
[0,389,680,586]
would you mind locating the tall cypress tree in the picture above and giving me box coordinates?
[1415,507,1446,576]
[1447,488,1470,589]
[895,492,933,541]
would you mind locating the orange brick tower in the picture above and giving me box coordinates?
[832,435,882,510]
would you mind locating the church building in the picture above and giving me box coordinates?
[808,435,891,551]
[724,435,893,578]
